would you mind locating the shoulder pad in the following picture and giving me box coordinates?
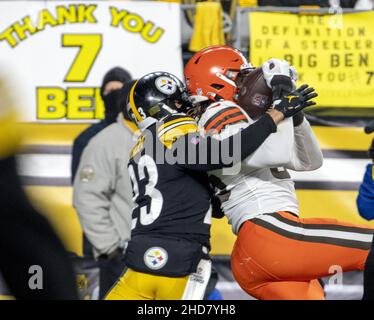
[200,100,249,134]
[157,114,198,148]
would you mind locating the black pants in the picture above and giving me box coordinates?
[98,254,127,299]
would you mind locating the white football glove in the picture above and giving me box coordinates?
[262,58,300,100]
[289,65,298,82]
[262,58,292,88]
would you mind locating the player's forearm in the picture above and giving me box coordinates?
[267,108,285,125]
[177,113,277,171]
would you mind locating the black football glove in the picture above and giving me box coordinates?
[273,84,317,118]
[262,59,297,100]
[211,195,225,219]
[270,74,294,101]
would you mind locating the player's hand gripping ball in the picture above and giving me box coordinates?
[237,59,299,119]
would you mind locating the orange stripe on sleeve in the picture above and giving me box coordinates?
[205,107,245,132]
[214,114,248,133]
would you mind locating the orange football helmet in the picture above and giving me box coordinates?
[184,45,252,102]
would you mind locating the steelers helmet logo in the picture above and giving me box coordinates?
[155,76,177,95]
[144,247,168,270]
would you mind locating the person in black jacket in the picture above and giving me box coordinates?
[71,67,132,259]
[71,67,132,182]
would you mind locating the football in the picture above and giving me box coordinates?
[236,67,273,119]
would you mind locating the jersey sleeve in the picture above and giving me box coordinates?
[157,114,199,149]
[199,102,295,170]
[199,101,250,141]
[172,113,277,171]
[284,118,324,171]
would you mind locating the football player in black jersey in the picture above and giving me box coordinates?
[105,71,311,300]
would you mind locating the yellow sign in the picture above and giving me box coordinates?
[0,1,182,122]
[249,12,374,107]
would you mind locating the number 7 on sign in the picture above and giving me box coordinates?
[62,34,102,82]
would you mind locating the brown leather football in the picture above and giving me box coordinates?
[236,67,272,120]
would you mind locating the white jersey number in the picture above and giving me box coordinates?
[129,155,163,229]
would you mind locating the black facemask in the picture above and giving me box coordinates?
[102,89,123,121]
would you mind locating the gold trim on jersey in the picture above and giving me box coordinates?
[158,116,196,133]
[159,123,198,149]
[129,81,143,122]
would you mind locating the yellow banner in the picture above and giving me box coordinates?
[249,12,374,107]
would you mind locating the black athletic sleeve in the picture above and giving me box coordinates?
[0,156,79,300]
[171,113,277,171]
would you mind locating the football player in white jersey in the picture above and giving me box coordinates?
[184,45,374,300]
